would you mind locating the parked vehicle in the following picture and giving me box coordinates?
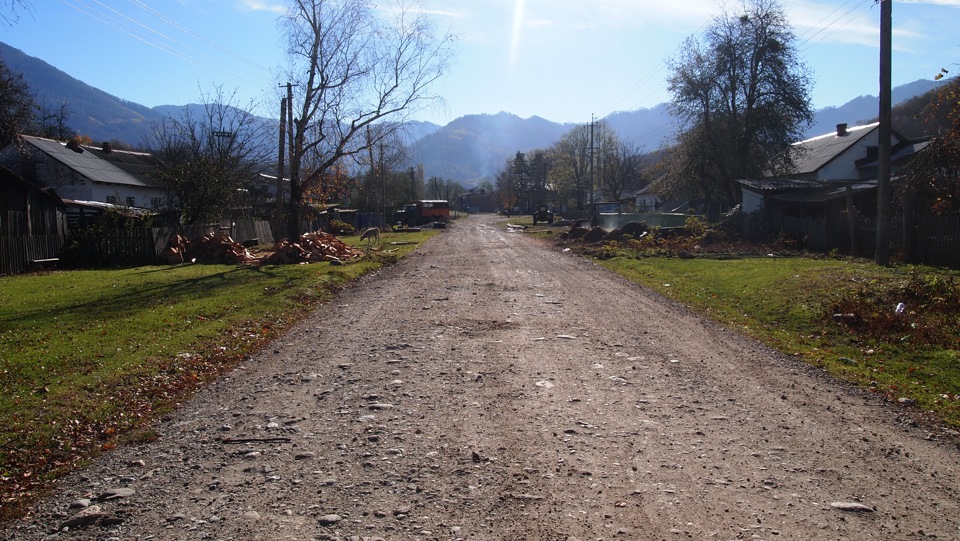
[395,200,450,226]
[532,205,554,225]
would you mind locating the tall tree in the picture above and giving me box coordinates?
[148,88,273,224]
[662,0,812,209]
[901,77,960,215]
[552,124,592,211]
[281,0,452,239]
[0,58,35,148]
[511,151,530,213]
[598,140,646,202]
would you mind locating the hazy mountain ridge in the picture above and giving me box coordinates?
[1,41,946,185]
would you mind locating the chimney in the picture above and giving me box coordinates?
[65,140,84,153]
[102,142,113,153]
[836,123,848,136]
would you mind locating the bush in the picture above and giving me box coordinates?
[329,220,355,235]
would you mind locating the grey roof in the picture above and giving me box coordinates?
[736,177,825,192]
[857,139,933,169]
[769,180,877,204]
[21,136,161,189]
[790,123,878,175]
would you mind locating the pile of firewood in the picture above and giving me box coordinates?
[260,231,364,265]
[162,232,254,265]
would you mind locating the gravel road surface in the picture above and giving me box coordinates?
[5,213,959,541]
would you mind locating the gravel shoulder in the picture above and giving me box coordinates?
[5,213,959,540]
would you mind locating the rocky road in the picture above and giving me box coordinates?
[5,213,959,540]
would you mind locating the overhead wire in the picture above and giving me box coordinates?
[58,0,274,93]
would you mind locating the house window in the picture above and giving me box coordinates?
[126,196,136,207]
[151,197,161,209]
[106,195,118,204]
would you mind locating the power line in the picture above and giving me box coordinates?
[58,0,274,91]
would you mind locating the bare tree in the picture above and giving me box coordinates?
[281,0,453,239]
[148,87,273,225]
[598,140,646,202]
[36,101,73,140]
[1,0,30,27]
[552,125,592,211]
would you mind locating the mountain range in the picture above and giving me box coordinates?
[1,41,946,187]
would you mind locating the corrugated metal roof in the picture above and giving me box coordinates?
[791,123,878,175]
[21,135,158,189]
[736,177,824,192]
[769,180,877,204]
[85,145,163,188]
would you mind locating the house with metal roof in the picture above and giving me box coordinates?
[733,122,933,254]
[0,135,166,210]
[736,122,925,214]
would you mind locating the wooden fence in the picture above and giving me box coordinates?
[743,212,960,267]
[0,233,66,275]
[1,220,276,275]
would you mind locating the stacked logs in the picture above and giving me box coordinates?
[260,231,364,265]
[162,232,254,265]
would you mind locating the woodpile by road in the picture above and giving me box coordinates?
[162,232,253,265]
[260,231,364,265]
[162,230,363,266]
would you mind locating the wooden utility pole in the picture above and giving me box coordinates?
[875,0,892,265]
[589,114,595,212]
[276,93,287,237]
[284,82,299,241]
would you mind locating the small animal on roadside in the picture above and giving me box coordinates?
[359,227,381,246]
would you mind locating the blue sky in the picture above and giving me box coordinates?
[2,0,959,127]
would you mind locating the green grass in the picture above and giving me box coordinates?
[0,229,436,518]
[592,251,960,428]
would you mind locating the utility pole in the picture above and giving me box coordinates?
[284,82,299,240]
[276,93,287,237]
[589,114,595,213]
[875,0,892,265]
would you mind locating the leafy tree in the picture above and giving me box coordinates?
[662,0,813,209]
[148,87,273,225]
[280,0,453,239]
[495,165,517,213]
[511,151,531,213]
[0,58,35,147]
[528,150,551,207]
[901,76,960,215]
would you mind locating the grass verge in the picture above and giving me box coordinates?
[0,229,436,519]
[583,245,960,429]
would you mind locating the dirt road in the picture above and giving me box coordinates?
[6,213,959,540]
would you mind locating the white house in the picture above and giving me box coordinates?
[0,135,166,209]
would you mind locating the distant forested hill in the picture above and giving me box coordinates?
[2,40,950,186]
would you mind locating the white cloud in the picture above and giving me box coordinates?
[238,0,286,14]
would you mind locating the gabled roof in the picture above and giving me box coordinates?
[0,163,65,205]
[790,123,879,175]
[856,139,933,169]
[18,135,161,189]
[769,180,877,204]
[737,177,825,193]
